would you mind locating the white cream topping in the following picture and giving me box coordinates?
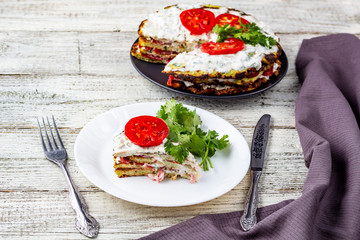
[142,6,187,42]
[113,131,166,157]
[141,4,280,88]
[142,4,226,42]
[164,44,278,73]
[141,4,277,43]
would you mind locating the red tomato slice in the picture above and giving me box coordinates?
[247,72,260,78]
[167,75,175,85]
[201,38,244,55]
[180,9,215,35]
[124,116,169,147]
[263,67,274,76]
[215,13,249,29]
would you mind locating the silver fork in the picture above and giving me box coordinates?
[37,116,99,238]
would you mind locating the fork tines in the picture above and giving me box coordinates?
[37,116,65,152]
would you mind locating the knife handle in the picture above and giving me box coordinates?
[240,170,262,232]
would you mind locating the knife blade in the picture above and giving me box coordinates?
[250,114,271,171]
[240,114,271,232]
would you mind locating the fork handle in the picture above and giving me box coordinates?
[60,164,99,238]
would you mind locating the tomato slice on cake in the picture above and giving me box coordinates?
[180,9,215,35]
[125,116,169,147]
[263,66,274,76]
[201,38,244,55]
[214,13,249,29]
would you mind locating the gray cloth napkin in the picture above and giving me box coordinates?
[140,34,360,240]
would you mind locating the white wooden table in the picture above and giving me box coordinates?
[1,0,359,239]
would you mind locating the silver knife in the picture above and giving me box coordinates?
[240,114,271,232]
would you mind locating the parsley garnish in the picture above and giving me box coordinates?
[212,21,277,48]
[157,99,229,171]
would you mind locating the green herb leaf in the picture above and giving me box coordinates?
[199,131,229,171]
[164,141,188,164]
[156,99,229,171]
[212,21,278,48]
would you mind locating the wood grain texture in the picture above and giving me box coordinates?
[1,0,358,239]
[0,0,359,33]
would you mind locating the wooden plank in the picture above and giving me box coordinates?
[0,25,305,128]
[3,1,356,238]
[0,83,307,237]
[0,32,79,74]
[0,130,306,191]
[0,155,306,198]
[77,31,303,76]
[2,32,358,75]
[0,71,300,123]
[0,0,359,33]
[0,180,304,239]
[78,31,136,75]
[1,31,359,75]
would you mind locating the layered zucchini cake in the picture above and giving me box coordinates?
[131,4,282,95]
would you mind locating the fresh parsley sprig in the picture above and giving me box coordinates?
[157,99,229,171]
[212,21,277,48]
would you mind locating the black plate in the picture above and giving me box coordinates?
[130,41,288,99]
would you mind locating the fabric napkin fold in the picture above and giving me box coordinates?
[140,34,360,240]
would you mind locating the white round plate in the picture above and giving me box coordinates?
[74,102,250,207]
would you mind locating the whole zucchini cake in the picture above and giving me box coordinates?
[131,4,282,95]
